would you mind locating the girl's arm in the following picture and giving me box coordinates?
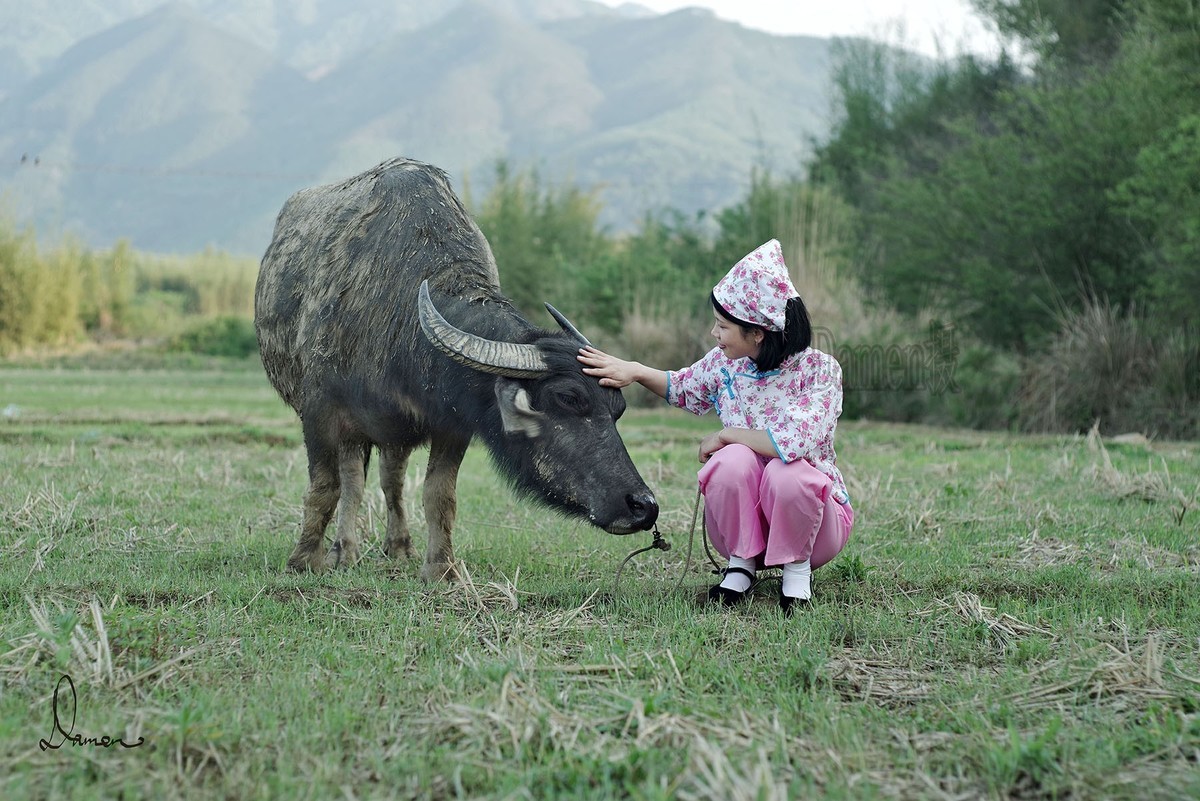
[577,346,669,399]
[699,427,777,462]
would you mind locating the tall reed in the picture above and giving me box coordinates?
[136,248,258,317]
[0,211,259,356]
[0,222,85,353]
[1019,300,1200,438]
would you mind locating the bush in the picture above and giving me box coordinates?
[938,344,1021,430]
[831,320,1023,429]
[1018,300,1199,439]
[167,317,259,358]
[1150,328,1200,437]
[835,326,939,423]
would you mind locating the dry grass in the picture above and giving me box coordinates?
[1087,423,1199,527]
[939,591,1054,644]
[1003,636,1181,715]
[4,598,199,693]
[678,742,793,801]
[827,654,936,706]
[2,366,1198,800]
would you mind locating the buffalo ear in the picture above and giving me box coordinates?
[496,379,544,438]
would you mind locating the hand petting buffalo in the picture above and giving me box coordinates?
[254,157,658,580]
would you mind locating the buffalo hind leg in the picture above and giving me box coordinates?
[380,444,416,559]
[330,443,369,568]
[288,439,340,572]
[421,432,470,582]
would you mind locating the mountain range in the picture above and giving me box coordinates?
[0,0,840,255]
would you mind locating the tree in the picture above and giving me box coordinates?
[471,161,606,321]
[1113,117,1200,327]
[807,0,1197,350]
[970,0,1132,63]
[1108,1,1200,330]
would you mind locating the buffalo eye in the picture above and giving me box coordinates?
[555,390,591,415]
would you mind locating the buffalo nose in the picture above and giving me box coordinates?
[626,492,659,529]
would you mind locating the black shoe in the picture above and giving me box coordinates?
[779,592,811,616]
[707,567,755,607]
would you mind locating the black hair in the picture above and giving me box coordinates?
[711,292,812,372]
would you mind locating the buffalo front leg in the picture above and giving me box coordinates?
[288,439,340,573]
[421,433,469,582]
[380,443,416,559]
[330,443,369,568]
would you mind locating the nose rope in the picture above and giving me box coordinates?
[613,486,722,596]
[613,523,672,590]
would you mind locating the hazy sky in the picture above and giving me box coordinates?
[597,1,1003,58]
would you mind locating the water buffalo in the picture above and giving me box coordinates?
[254,157,658,579]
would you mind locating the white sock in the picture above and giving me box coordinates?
[719,555,756,593]
[782,560,812,600]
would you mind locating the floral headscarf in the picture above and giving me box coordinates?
[713,239,799,332]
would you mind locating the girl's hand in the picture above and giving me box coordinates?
[577,346,641,389]
[699,430,726,463]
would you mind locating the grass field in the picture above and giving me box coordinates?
[1,357,1198,800]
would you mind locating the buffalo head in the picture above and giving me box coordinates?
[417,281,658,534]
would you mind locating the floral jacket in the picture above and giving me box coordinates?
[666,347,849,504]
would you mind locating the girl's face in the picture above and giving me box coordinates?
[710,308,764,361]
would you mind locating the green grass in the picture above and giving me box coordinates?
[1,358,1198,800]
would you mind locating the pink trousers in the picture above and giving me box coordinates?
[699,444,853,569]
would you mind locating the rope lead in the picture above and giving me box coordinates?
[613,486,720,597]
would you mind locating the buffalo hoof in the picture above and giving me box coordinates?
[420,561,458,582]
[383,536,415,560]
[329,539,361,569]
[286,548,327,573]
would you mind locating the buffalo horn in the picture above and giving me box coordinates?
[544,303,592,347]
[418,281,549,379]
